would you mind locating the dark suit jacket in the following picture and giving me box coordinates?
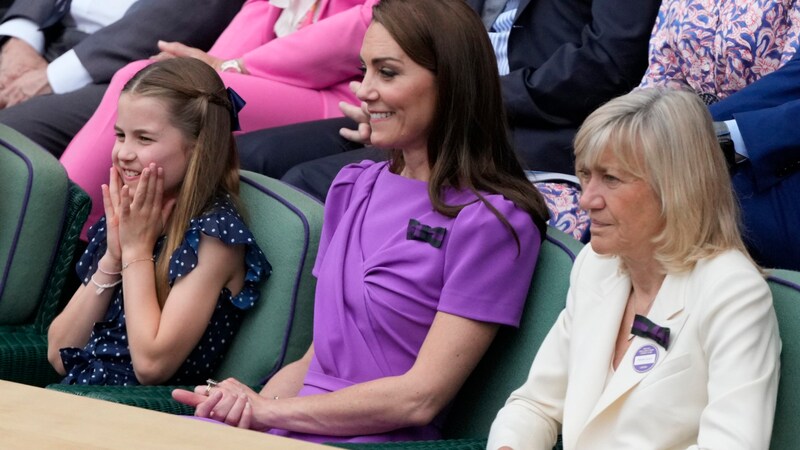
[709,51,800,193]
[3,0,55,24]
[466,0,659,173]
[2,0,244,84]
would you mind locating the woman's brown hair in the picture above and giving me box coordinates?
[373,0,549,244]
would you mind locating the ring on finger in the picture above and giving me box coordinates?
[205,378,219,396]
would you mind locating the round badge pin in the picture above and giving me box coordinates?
[632,344,659,373]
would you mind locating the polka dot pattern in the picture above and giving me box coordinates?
[60,195,271,386]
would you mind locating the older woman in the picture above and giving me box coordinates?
[487,88,781,450]
[172,0,549,444]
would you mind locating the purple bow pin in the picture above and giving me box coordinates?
[406,219,446,249]
[631,314,670,350]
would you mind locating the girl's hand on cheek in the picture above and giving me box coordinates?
[101,167,123,265]
[119,163,169,257]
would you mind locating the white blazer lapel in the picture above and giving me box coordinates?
[582,273,691,428]
[563,272,630,440]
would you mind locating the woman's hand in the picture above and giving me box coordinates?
[173,378,265,429]
[118,164,175,258]
[181,314,497,437]
[153,41,224,71]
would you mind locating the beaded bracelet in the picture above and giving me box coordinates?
[91,274,122,295]
[122,257,155,271]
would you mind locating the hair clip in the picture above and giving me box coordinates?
[226,87,246,131]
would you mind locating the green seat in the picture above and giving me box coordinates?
[768,269,800,450]
[0,124,80,325]
[0,183,91,387]
[47,171,322,413]
[0,125,92,387]
[332,227,583,450]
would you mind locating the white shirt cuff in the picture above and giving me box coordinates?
[0,18,45,54]
[525,170,580,185]
[724,119,749,159]
[47,50,93,94]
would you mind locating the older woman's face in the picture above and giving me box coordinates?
[356,22,437,155]
[578,149,664,262]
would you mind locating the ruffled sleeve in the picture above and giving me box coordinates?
[75,216,110,285]
[439,195,542,327]
[169,196,271,310]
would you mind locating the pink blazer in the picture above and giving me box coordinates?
[210,0,378,117]
[61,0,378,235]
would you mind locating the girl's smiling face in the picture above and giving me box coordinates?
[112,93,193,198]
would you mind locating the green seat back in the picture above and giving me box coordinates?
[0,124,71,325]
[443,227,583,439]
[768,269,800,450]
[29,182,91,334]
[212,171,322,385]
[0,182,91,387]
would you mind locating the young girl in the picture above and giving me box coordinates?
[47,58,270,386]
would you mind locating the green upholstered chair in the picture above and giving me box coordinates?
[333,227,583,450]
[0,124,82,325]
[47,171,322,414]
[768,269,800,450]
[0,124,91,386]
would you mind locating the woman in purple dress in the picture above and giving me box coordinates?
[173,0,549,443]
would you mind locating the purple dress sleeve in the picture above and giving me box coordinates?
[439,195,541,327]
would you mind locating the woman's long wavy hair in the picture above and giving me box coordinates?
[373,0,549,243]
[121,57,241,305]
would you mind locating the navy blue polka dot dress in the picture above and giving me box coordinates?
[60,195,271,386]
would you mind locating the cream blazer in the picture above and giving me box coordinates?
[488,245,781,450]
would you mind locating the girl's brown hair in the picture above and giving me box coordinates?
[122,57,241,304]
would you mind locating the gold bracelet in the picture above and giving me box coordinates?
[121,257,155,271]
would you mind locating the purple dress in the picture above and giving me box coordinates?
[271,161,541,443]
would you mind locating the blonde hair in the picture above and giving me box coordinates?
[122,58,241,304]
[574,87,749,272]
